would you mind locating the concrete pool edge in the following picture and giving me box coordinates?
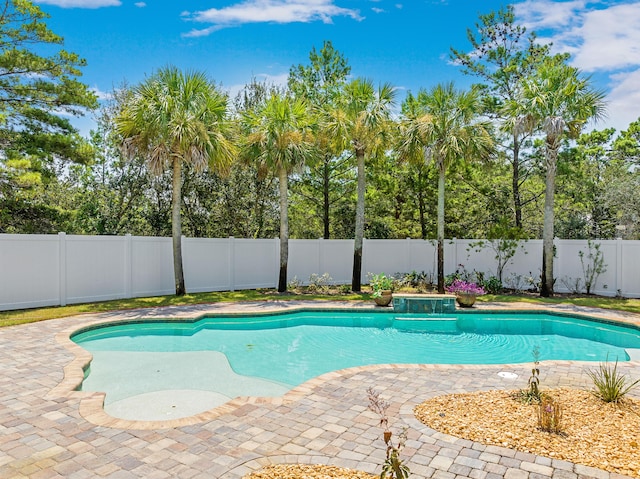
[50,300,640,430]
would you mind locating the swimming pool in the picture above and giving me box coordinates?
[72,310,640,420]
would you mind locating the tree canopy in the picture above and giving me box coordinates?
[0,0,97,160]
[0,0,97,233]
[6,6,640,297]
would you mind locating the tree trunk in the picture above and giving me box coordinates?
[418,188,427,240]
[437,162,446,294]
[278,167,289,293]
[323,157,330,239]
[171,156,186,296]
[352,148,366,292]
[512,133,523,228]
[540,143,557,297]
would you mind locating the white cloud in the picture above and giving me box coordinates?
[514,0,586,30]
[34,0,120,7]
[134,1,146,7]
[515,0,640,131]
[372,7,384,14]
[182,0,362,36]
[183,25,227,38]
[565,3,640,72]
[257,72,290,85]
[515,1,640,72]
[224,72,290,102]
[605,69,640,131]
[91,86,113,101]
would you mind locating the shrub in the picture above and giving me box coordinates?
[480,275,503,294]
[307,273,332,293]
[579,240,607,295]
[287,276,302,291]
[399,270,434,291]
[588,358,640,403]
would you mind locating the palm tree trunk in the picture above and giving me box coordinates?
[352,148,366,292]
[437,162,446,294]
[278,167,289,293]
[323,157,330,239]
[540,143,557,297]
[418,188,427,240]
[512,133,523,228]
[171,156,186,296]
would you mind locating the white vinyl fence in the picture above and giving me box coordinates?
[1,233,638,311]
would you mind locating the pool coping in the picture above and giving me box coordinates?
[49,299,640,430]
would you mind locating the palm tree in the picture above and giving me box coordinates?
[242,92,316,292]
[398,83,494,293]
[325,78,396,291]
[115,66,236,295]
[514,56,606,297]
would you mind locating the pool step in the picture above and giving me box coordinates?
[393,294,456,313]
[393,317,460,334]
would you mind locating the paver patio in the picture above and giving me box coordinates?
[0,300,638,479]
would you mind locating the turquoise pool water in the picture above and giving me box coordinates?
[74,311,640,393]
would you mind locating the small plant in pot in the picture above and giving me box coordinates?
[370,273,394,307]
[445,279,485,307]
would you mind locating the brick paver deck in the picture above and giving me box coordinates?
[1,300,639,479]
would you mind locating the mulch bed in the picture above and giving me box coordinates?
[415,388,640,478]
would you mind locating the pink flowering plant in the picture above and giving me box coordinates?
[445,279,486,295]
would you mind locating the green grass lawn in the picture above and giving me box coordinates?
[0,289,369,328]
[1,288,639,328]
[479,293,640,315]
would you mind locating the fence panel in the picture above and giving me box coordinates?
[183,238,231,293]
[408,240,436,278]
[620,241,640,297]
[65,235,127,304]
[317,239,353,284]
[289,240,321,284]
[131,236,174,297]
[234,239,277,289]
[2,234,640,311]
[364,239,411,278]
[0,234,60,310]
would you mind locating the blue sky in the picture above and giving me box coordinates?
[34,0,640,135]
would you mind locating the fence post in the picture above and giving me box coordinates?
[58,232,67,307]
[229,236,235,292]
[406,237,412,272]
[124,234,132,298]
[274,237,280,288]
[318,238,324,279]
[362,237,367,285]
[616,238,623,296]
[452,238,458,274]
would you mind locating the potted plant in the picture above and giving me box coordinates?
[445,279,486,307]
[370,273,394,307]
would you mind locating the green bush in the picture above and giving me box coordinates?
[481,275,503,294]
[369,273,394,292]
[588,358,640,403]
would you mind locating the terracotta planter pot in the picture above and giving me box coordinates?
[374,290,393,307]
[456,292,477,308]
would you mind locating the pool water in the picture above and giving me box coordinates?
[73,311,640,420]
